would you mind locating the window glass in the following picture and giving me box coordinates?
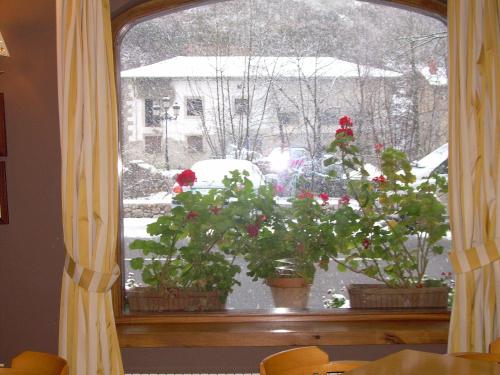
[186,98,204,117]
[120,0,450,312]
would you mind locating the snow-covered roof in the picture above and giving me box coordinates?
[121,56,401,79]
[419,65,448,86]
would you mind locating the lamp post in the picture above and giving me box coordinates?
[161,96,180,170]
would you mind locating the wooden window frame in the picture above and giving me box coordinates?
[112,0,449,348]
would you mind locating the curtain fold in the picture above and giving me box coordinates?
[448,0,500,353]
[56,0,124,373]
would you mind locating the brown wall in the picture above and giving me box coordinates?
[0,0,446,371]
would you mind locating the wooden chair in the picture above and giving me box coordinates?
[449,352,500,364]
[259,346,369,375]
[490,338,500,354]
[11,351,68,375]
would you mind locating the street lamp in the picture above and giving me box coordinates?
[161,96,180,170]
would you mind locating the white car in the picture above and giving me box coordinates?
[173,159,265,195]
[412,143,448,185]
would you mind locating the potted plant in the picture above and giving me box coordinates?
[127,169,246,312]
[229,183,334,309]
[324,116,450,308]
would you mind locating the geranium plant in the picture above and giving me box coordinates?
[129,169,251,301]
[228,184,335,284]
[324,116,449,288]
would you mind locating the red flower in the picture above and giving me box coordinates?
[339,194,350,205]
[339,115,353,127]
[176,169,196,187]
[258,214,268,223]
[210,206,222,215]
[246,223,260,237]
[298,191,314,200]
[375,143,384,153]
[335,127,354,139]
[362,239,370,249]
[186,210,199,220]
[319,192,329,205]
[372,175,386,184]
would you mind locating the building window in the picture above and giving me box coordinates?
[319,108,340,126]
[234,98,248,114]
[186,97,203,117]
[277,111,299,126]
[144,135,162,154]
[145,98,162,127]
[187,135,204,152]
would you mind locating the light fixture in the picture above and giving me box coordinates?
[0,31,9,57]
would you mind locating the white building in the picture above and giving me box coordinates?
[120,56,402,168]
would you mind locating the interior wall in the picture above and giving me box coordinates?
[0,0,62,365]
[0,0,447,371]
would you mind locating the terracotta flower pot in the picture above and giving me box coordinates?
[266,277,311,309]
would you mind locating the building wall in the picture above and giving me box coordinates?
[0,0,447,371]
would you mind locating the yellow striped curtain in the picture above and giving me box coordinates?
[448,0,500,352]
[56,0,124,373]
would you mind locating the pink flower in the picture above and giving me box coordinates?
[375,143,384,153]
[339,115,353,128]
[339,194,350,206]
[274,184,285,194]
[362,239,370,249]
[372,175,387,184]
[298,191,314,200]
[246,223,260,237]
[186,210,199,221]
[176,169,196,186]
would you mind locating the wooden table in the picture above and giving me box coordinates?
[0,369,38,374]
[345,349,500,374]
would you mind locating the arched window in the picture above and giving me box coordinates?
[114,0,450,347]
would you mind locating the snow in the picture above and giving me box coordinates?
[121,56,402,79]
[411,143,448,180]
[190,159,264,188]
[420,65,448,86]
[123,191,172,205]
[124,218,158,238]
[129,160,182,178]
[342,162,381,180]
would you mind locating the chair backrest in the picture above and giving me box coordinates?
[490,338,500,354]
[450,352,500,364]
[260,347,330,375]
[284,360,371,375]
[11,351,68,375]
[259,346,369,375]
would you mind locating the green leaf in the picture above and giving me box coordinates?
[130,257,144,270]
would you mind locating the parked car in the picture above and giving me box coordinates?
[256,147,310,173]
[172,159,265,195]
[412,143,448,184]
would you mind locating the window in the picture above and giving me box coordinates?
[118,0,449,316]
[234,98,248,114]
[187,135,204,152]
[277,111,299,126]
[144,98,162,127]
[186,97,203,117]
[319,108,340,126]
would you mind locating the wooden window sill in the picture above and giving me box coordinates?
[116,309,450,347]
